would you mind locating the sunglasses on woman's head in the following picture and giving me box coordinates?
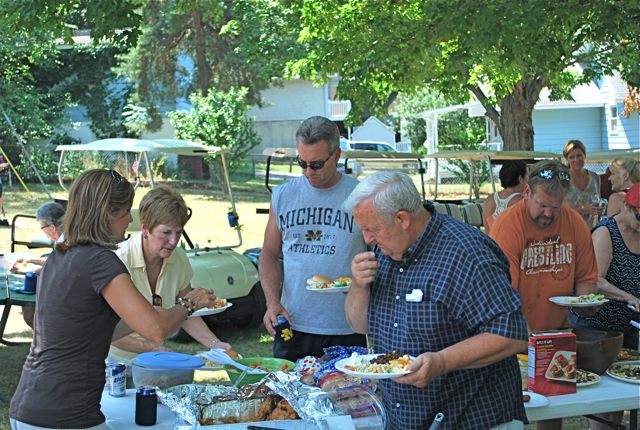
[534,169,570,183]
[110,170,124,183]
[296,151,335,170]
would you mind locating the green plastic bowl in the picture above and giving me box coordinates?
[225,357,295,386]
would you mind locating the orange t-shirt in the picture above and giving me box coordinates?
[490,200,597,331]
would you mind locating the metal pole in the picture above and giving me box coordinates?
[1,109,51,198]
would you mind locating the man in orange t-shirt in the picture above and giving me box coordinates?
[491,160,598,333]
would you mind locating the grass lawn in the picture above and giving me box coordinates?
[0,175,629,429]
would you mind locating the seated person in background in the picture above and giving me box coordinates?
[11,202,65,272]
[11,202,65,328]
[605,157,640,217]
[482,160,527,234]
[109,186,232,363]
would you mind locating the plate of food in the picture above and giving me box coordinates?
[190,299,233,318]
[335,352,414,379]
[615,348,640,362]
[305,275,351,293]
[548,293,608,307]
[606,361,640,384]
[522,391,549,408]
[576,369,600,387]
[10,261,41,274]
[544,351,576,382]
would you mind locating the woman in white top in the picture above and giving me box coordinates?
[482,160,527,235]
[562,139,601,228]
[606,157,640,217]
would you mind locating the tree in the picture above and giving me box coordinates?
[287,0,640,150]
[168,87,261,174]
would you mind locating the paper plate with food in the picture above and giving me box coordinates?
[10,261,41,274]
[335,352,414,379]
[606,361,640,384]
[522,391,549,408]
[548,293,608,307]
[616,348,640,362]
[190,298,233,318]
[305,275,351,293]
[576,369,600,387]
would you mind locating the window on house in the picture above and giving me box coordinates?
[610,105,619,134]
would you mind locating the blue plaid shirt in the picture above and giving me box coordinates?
[369,204,528,430]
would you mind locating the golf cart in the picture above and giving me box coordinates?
[54,138,265,328]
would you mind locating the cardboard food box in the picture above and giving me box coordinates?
[528,330,576,396]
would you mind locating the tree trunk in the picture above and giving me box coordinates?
[191,10,211,96]
[498,79,546,151]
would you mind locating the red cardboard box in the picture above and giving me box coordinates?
[528,331,576,396]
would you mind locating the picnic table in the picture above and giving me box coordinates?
[0,254,36,346]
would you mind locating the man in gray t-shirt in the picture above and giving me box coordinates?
[259,116,367,361]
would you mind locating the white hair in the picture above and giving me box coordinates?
[344,171,422,221]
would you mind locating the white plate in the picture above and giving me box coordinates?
[523,391,549,408]
[576,369,600,387]
[190,303,233,318]
[548,296,609,307]
[305,285,350,293]
[335,354,413,379]
[606,361,640,384]
[10,263,41,274]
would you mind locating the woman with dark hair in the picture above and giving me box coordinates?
[482,160,527,234]
[10,169,216,429]
[562,139,601,228]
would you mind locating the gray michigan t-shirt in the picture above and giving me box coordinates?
[272,174,366,335]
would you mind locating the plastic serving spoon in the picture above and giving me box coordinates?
[203,349,266,374]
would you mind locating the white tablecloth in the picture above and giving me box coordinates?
[101,389,356,429]
[525,375,640,422]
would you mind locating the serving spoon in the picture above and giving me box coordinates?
[203,349,266,374]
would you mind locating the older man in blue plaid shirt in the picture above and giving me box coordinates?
[344,171,529,430]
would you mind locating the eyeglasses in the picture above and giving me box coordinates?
[629,206,640,222]
[40,223,52,230]
[110,170,124,183]
[152,294,162,307]
[535,169,570,182]
[296,150,336,171]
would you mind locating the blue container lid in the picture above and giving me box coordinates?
[133,352,204,370]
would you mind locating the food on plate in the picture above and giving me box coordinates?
[522,394,531,403]
[331,277,352,288]
[616,349,640,362]
[201,395,300,425]
[344,352,414,374]
[213,297,228,308]
[576,369,599,384]
[608,363,640,380]
[564,293,607,304]
[306,275,334,289]
[248,361,290,372]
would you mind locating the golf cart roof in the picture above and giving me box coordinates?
[586,148,640,163]
[423,149,560,161]
[55,138,222,156]
[256,147,423,161]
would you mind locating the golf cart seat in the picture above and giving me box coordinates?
[462,203,483,228]
[10,214,54,252]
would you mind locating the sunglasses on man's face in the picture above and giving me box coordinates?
[630,206,640,222]
[296,151,335,171]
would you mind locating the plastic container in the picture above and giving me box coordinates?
[132,352,204,389]
[326,385,386,430]
[224,357,295,387]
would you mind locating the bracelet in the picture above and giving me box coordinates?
[175,297,196,317]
